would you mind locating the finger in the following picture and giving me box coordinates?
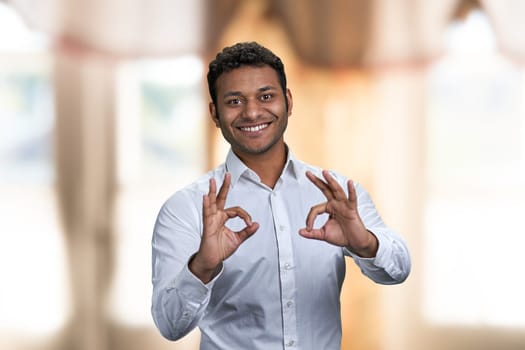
[236,222,259,242]
[224,206,253,226]
[299,227,325,241]
[216,173,231,209]
[202,194,211,219]
[322,170,347,201]
[346,179,358,209]
[203,178,217,216]
[305,202,327,231]
[306,171,334,200]
[208,178,217,211]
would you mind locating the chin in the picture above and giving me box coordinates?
[240,142,282,156]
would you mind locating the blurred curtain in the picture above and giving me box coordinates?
[9,0,525,64]
[480,0,525,60]
[7,1,204,350]
[8,0,204,55]
[203,0,457,67]
[53,50,117,350]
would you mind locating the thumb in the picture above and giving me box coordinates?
[298,228,324,241]
[236,222,259,242]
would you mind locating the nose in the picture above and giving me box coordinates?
[243,98,261,120]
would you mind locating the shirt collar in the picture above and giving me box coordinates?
[225,146,302,188]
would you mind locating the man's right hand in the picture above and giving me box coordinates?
[189,173,259,283]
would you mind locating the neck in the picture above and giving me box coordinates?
[234,143,287,189]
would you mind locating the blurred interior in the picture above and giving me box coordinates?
[1,0,525,349]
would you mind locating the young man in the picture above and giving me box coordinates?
[151,42,411,349]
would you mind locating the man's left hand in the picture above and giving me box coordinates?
[299,170,378,258]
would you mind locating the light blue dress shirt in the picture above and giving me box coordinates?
[151,149,411,350]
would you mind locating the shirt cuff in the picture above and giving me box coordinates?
[344,229,392,269]
[168,262,223,302]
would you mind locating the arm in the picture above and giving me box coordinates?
[189,173,259,284]
[151,173,259,340]
[151,190,210,340]
[346,181,411,284]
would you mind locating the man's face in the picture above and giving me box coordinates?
[210,65,292,159]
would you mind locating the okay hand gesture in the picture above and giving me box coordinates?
[190,173,259,283]
[299,170,378,258]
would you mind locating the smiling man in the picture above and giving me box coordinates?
[151,42,411,350]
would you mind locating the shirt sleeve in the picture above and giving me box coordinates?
[151,189,221,340]
[343,182,411,284]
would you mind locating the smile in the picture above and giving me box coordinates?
[238,123,270,132]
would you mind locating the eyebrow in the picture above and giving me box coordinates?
[222,85,278,99]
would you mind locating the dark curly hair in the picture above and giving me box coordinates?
[207,42,287,106]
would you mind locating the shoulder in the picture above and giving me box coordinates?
[295,158,349,184]
[162,164,227,212]
[293,158,367,194]
[291,158,326,181]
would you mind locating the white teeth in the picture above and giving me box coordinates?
[240,123,269,132]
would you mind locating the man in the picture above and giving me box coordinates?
[151,42,411,349]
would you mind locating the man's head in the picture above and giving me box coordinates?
[207,42,293,161]
[207,42,287,107]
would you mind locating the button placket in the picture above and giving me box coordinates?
[270,190,298,348]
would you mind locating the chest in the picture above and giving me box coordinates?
[216,183,345,296]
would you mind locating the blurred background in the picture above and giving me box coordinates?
[1,0,524,349]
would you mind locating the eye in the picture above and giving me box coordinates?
[226,98,242,105]
[260,93,273,101]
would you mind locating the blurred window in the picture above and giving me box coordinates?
[0,2,70,335]
[111,56,206,326]
[424,9,525,327]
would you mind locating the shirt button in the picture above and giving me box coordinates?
[279,225,285,231]
[284,263,291,270]
[287,300,293,307]
[286,340,295,347]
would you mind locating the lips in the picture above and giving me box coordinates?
[238,123,270,132]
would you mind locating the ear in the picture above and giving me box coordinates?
[286,88,293,117]
[209,102,220,127]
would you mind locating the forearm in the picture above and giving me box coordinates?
[152,264,214,340]
[348,229,411,284]
[346,229,379,259]
[151,191,211,340]
[189,252,223,284]
[348,181,411,284]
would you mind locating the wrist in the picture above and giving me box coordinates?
[188,253,222,284]
[348,230,379,258]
